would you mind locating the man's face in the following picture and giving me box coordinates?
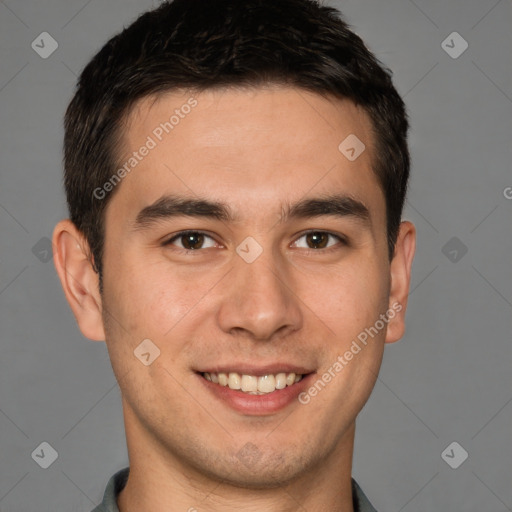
[100,87,393,486]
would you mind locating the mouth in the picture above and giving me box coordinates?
[201,371,305,395]
[196,367,316,415]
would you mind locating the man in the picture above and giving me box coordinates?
[52,0,416,510]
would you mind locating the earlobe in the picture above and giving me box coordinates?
[52,219,106,341]
[385,220,416,344]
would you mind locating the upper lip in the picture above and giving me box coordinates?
[196,363,315,377]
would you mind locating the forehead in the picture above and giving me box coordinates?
[110,86,384,227]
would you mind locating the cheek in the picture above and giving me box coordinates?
[103,255,216,339]
[309,258,389,337]
[100,270,196,391]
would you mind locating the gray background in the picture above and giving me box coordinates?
[0,0,510,510]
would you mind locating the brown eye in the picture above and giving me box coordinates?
[292,231,345,251]
[181,232,204,250]
[165,231,217,251]
[306,232,329,249]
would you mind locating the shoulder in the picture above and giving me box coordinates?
[90,467,129,512]
[352,477,378,512]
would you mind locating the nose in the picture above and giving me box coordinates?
[216,246,303,341]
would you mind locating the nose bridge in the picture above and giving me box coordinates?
[217,241,302,340]
[240,247,284,300]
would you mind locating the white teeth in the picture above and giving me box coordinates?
[241,374,258,392]
[258,375,275,393]
[203,371,304,394]
[275,373,287,390]
[228,372,241,390]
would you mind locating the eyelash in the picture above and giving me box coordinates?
[162,229,347,254]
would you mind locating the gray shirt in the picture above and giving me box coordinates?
[91,467,378,512]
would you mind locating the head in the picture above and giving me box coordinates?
[63,0,410,284]
[54,0,415,493]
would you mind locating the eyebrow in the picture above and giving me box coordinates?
[132,193,371,230]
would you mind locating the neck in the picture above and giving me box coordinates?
[118,399,356,512]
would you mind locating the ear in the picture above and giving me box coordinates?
[385,220,416,344]
[52,219,106,341]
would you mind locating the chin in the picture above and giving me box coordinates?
[200,447,315,490]
[219,465,300,490]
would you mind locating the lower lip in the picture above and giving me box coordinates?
[197,373,315,415]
